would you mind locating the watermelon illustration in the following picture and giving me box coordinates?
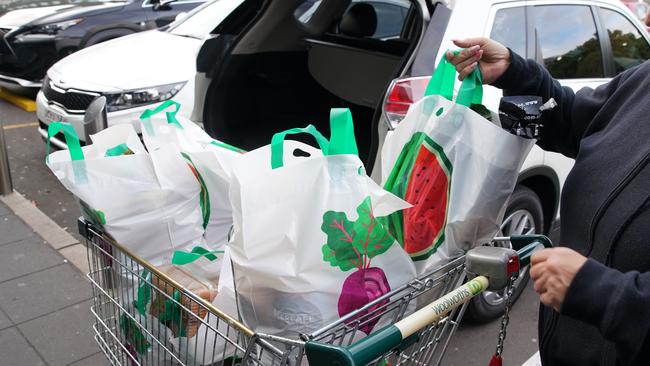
[383,132,452,261]
[321,197,394,334]
[181,152,211,230]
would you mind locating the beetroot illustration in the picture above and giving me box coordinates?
[321,197,393,334]
[383,132,451,260]
[338,267,390,334]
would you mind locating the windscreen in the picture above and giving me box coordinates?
[169,0,244,39]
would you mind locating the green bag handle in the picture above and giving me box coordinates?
[46,122,87,183]
[210,140,246,154]
[328,108,359,157]
[270,124,330,169]
[105,143,130,157]
[139,100,182,134]
[171,246,224,266]
[135,269,152,316]
[46,122,85,162]
[270,108,360,169]
[424,51,483,107]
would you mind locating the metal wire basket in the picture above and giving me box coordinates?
[79,218,472,366]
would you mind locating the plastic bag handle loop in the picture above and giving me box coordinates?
[46,122,85,162]
[139,100,182,133]
[328,108,359,157]
[271,125,330,169]
[424,51,484,107]
[171,246,224,266]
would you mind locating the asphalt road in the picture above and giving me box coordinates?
[0,98,544,366]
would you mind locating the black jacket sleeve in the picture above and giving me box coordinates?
[561,259,650,365]
[491,51,628,158]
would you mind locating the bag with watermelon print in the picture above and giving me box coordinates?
[380,57,535,275]
[228,108,417,337]
[46,122,206,266]
[139,100,245,251]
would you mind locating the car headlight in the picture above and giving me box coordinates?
[28,18,84,35]
[104,82,187,112]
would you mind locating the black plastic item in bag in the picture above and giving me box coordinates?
[498,96,556,139]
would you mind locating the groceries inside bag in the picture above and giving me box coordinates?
[228,109,417,337]
[381,57,535,275]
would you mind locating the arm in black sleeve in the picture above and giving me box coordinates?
[562,259,650,365]
[491,51,626,158]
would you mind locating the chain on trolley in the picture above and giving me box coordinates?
[489,274,518,366]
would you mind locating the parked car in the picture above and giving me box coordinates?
[188,0,650,321]
[0,0,206,90]
[36,0,243,148]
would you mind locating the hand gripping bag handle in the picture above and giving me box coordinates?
[270,108,360,169]
[424,52,483,107]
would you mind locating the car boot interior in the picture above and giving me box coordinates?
[203,0,419,163]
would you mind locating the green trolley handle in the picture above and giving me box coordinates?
[305,236,552,366]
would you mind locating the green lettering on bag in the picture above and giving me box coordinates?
[171,246,223,266]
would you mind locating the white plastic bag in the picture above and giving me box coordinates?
[139,101,244,250]
[46,122,204,265]
[381,58,535,274]
[229,109,417,337]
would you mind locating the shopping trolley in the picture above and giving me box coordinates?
[79,218,551,366]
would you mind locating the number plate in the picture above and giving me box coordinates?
[44,109,64,123]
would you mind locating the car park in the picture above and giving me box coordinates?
[36,0,243,148]
[189,0,650,320]
[36,0,650,321]
[0,0,205,90]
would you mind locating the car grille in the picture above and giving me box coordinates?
[41,79,99,113]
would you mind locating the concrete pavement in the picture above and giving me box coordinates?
[0,194,107,366]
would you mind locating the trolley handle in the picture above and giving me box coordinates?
[305,235,553,366]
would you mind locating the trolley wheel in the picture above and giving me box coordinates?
[465,185,544,323]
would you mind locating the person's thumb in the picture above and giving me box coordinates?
[452,37,488,49]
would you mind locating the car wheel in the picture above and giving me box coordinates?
[465,185,544,323]
[83,29,135,48]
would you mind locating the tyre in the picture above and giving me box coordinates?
[465,185,544,323]
[83,28,135,48]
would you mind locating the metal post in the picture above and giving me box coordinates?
[0,120,13,196]
[83,96,107,142]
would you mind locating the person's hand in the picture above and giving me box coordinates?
[444,37,510,84]
[530,247,588,312]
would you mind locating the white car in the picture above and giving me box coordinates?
[36,0,243,148]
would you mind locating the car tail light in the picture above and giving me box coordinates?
[383,76,432,129]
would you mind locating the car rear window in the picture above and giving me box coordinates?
[490,7,526,57]
[531,5,604,79]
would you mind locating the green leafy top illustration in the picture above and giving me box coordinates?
[321,197,393,271]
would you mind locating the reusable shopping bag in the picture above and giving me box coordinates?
[381,57,535,274]
[139,101,244,251]
[228,109,417,337]
[46,122,205,265]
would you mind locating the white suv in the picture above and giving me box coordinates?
[189,0,650,320]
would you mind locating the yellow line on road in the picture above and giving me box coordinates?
[3,122,39,130]
[0,88,37,112]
